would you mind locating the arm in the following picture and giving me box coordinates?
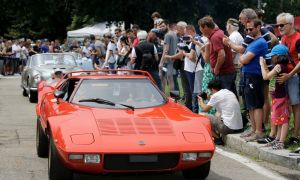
[240,51,255,65]
[223,36,245,54]
[201,43,210,63]
[159,43,169,68]
[198,96,212,112]
[214,49,225,75]
[269,32,279,47]
[183,49,196,62]
[260,57,279,80]
[167,50,184,60]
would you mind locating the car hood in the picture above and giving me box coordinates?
[49,102,214,153]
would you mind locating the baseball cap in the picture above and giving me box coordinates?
[266,44,288,57]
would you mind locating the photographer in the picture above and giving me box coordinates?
[198,79,243,145]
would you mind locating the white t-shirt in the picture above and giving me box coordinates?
[229,31,244,65]
[184,42,196,72]
[12,44,22,58]
[207,89,243,130]
[195,36,208,72]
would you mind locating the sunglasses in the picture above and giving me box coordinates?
[276,23,289,28]
[246,28,254,32]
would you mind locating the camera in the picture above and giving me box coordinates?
[199,92,207,100]
[182,36,190,41]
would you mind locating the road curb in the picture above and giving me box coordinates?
[224,134,300,171]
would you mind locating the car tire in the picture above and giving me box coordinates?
[36,118,48,158]
[22,88,28,97]
[48,137,73,180]
[29,90,37,103]
[182,161,211,179]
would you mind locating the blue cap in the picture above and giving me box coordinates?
[266,44,288,57]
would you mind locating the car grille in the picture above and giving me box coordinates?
[103,153,180,170]
[97,118,174,136]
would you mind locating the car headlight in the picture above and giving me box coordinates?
[69,154,101,164]
[182,152,198,161]
[182,152,212,161]
[33,74,41,82]
[84,154,101,164]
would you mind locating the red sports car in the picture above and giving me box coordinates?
[36,70,215,180]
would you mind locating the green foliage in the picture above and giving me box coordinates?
[0,0,298,39]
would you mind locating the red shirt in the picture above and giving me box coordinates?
[209,28,235,75]
[281,31,300,72]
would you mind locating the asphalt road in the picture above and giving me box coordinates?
[0,76,290,180]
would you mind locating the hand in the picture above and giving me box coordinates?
[197,95,203,104]
[259,56,266,66]
[277,73,290,84]
[223,36,230,47]
[159,63,164,70]
[213,68,220,75]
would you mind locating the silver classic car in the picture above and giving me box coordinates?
[21,53,81,102]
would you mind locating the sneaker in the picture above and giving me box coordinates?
[286,137,300,146]
[257,136,275,144]
[245,133,264,142]
[263,139,278,147]
[289,148,300,156]
[272,141,284,150]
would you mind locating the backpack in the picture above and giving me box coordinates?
[136,43,156,71]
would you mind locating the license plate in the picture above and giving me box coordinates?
[129,154,158,162]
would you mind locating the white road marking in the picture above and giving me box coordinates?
[216,147,287,180]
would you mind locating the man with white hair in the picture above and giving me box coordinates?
[130,30,162,90]
[276,12,300,147]
[226,18,244,95]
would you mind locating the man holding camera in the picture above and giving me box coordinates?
[198,79,243,145]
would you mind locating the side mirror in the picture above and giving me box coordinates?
[54,90,65,99]
[170,90,180,103]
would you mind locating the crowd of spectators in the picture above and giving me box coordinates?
[1,9,300,155]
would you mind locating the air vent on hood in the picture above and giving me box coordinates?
[96,118,174,136]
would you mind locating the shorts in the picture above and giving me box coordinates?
[208,114,241,136]
[243,74,264,109]
[287,75,300,105]
[164,61,175,76]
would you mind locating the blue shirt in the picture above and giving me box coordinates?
[242,37,268,75]
[40,45,49,53]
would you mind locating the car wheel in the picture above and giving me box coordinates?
[29,90,37,103]
[48,137,73,180]
[22,88,28,97]
[182,161,211,179]
[36,118,48,158]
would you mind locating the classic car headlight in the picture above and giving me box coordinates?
[69,154,101,164]
[182,152,212,161]
[182,153,198,161]
[33,74,41,82]
[84,154,101,164]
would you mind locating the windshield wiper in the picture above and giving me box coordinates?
[78,98,135,111]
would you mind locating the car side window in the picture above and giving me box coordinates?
[58,79,80,101]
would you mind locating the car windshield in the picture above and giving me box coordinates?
[31,54,76,66]
[72,78,166,108]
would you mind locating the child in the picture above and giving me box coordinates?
[259,44,289,150]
